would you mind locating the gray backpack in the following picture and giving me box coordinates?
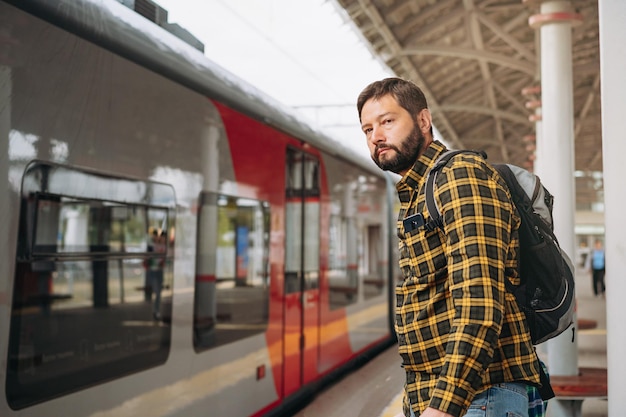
[423,150,575,345]
[421,150,577,400]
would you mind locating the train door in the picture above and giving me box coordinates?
[283,147,321,396]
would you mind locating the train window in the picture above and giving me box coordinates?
[363,225,385,300]
[325,165,389,308]
[194,193,270,351]
[7,161,176,409]
[359,177,387,300]
[327,183,359,308]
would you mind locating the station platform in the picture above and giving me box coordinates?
[292,343,404,417]
[294,268,608,417]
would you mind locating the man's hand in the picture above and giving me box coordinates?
[419,407,454,417]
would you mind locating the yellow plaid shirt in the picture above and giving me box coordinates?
[396,141,541,417]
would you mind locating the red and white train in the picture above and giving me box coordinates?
[0,0,398,415]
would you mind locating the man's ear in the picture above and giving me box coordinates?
[417,108,432,135]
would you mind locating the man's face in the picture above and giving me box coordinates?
[360,94,425,176]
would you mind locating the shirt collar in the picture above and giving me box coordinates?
[396,140,448,192]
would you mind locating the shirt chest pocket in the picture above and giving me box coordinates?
[402,221,448,276]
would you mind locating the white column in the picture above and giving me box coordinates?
[529,2,582,416]
[194,123,221,343]
[533,0,581,375]
[598,1,626,414]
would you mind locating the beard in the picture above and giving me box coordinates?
[371,124,425,174]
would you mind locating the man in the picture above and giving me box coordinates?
[357,78,542,417]
[145,229,166,320]
[591,239,605,297]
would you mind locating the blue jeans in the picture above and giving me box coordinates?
[409,383,529,417]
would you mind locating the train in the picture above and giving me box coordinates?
[0,0,399,416]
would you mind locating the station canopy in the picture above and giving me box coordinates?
[333,0,601,208]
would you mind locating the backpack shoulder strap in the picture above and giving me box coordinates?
[492,164,533,213]
[423,149,485,231]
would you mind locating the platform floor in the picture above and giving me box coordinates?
[292,344,404,417]
[294,267,608,417]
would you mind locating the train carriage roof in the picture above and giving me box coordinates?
[7,0,384,178]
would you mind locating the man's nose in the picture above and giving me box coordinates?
[371,125,385,143]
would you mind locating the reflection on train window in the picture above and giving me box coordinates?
[7,161,176,409]
[194,193,270,351]
[327,170,388,309]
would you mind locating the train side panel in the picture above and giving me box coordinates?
[0,1,394,416]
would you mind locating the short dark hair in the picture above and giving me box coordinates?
[357,77,429,123]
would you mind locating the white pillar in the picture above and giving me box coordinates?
[598,1,626,414]
[533,0,581,374]
[194,123,221,343]
[529,1,582,416]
